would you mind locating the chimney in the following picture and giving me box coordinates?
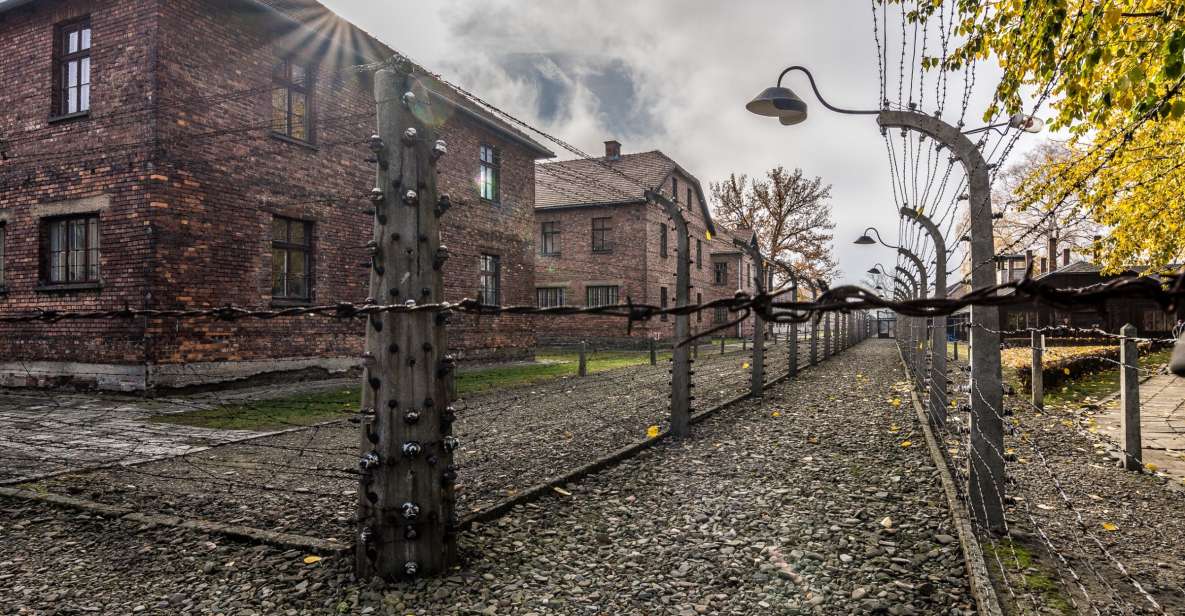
[604,140,621,161]
[1062,248,1071,267]
[1047,236,1057,273]
[1040,257,1048,273]
[1024,250,1034,274]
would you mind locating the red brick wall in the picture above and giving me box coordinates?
[0,0,157,378]
[0,0,540,387]
[533,165,756,345]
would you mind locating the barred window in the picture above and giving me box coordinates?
[271,217,312,300]
[591,217,612,253]
[1143,308,1174,333]
[660,286,668,321]
[697,292,702,322]
[536,287,564,308]
[479,145,499,202]
[54,18,92,117]
[540,221,560,255]
[659,223,668,258]
[672,177,678,203]
[478,254,500,306]
[714,306,728,324]
[696,239,702,269]
[586,285,618,307]
[43,215,99,285]
[272,59,313,142]
[714,262,728,285]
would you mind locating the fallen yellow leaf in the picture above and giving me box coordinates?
[880,516,893,528]
[1102,522,1119,532]
[1063,368,1072,375]
[771,411,782,418]
[646,425,660,439]
[1145,463,1158,473]
[303,555,322,565]
[742,362,750,369]
[900,441,913,448]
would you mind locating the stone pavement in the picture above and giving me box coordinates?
[0,379,353,485]
[1096,373,1185,483]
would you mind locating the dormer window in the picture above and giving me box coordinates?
[272,59,313,143]
[53,18,91,118]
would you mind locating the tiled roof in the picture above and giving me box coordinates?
[536,151,675,208]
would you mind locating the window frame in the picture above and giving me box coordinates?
[540,221,560,256]
[672,177,679,203]
[40,213,101,288]
[660,286,668,321]
[536,286,565,308]
[714,261,728,286]
[586,285,619,308]
[271,216,314,302]
[696,238,702,269]
[52,17,93,120]
[478,253,501,306]
[479,144,500,203]
[591,217,613,253]
[271,58,315,144]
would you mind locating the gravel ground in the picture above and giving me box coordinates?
[1,338,972,615]
[943,355,1185,615]
[27,340,808,542]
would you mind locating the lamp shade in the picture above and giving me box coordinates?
[867,267,880,274]
[746,86,808,125]
[854,234,876,245]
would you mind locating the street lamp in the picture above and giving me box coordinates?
[747,64,1046,532]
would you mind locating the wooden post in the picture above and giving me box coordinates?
[742,337,747,351]
[578,341,588,377]
[1120,323,1142,471]
[358,65,456,580]
[648,191,691,437]
[1030,331,1043,410]
[649,338,657,366]
[720,336,725,355]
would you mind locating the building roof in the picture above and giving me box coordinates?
[0,0,555,158]
[535,150,715,229]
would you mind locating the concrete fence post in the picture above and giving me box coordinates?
[578,341,588,377]
[650,338,657,366]
[810,315,819,365]
[647,190,691,437]
[823,312,832,360]
[357,65,457,580]
[1120,323,1142,471]
[1030,331,1043,410]
[720,336,726,355]
[788,285,799,377]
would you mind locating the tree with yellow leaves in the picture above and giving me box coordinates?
[906,1,1185,271]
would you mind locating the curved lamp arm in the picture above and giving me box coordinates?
[778,66,880,116]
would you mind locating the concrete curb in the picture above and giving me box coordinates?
[897,347,1004,616]
[0,485,350,554]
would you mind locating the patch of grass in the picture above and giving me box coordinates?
[983,539,1074,615]
[150,348,668,430]
[150,386,359,431]
[1047,347,1171,408]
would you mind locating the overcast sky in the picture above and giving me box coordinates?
[321,0,1043,286]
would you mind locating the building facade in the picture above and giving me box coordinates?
[533,141,757,345]
[0,0,552,390]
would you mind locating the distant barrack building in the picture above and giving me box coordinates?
[533,140,759,345]
[0,0,554,390]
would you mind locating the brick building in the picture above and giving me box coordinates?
[534,141,757,344]
[0,0,553,390]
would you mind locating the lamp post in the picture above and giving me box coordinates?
[748,65,1025,533]
[902,207,948,430]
